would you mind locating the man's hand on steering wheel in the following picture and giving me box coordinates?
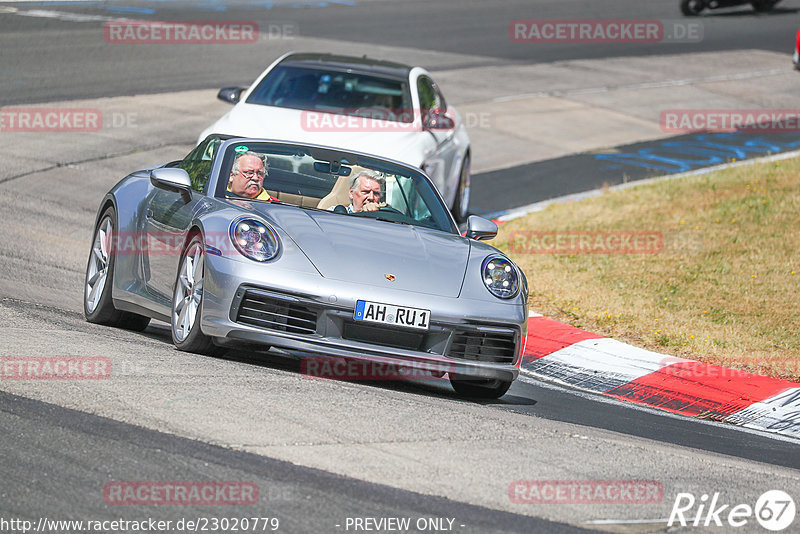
[360,201,387,212]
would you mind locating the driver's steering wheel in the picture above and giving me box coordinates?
[377,205,403,215]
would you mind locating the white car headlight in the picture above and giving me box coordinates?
[230,217,280,262]
[481,255,520,299]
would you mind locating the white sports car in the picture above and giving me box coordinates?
[199,52,472,222]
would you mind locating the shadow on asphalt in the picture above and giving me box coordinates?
[138,322,538,406]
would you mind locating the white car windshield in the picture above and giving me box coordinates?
[246,65,414,123]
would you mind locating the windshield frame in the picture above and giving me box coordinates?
[209,139,458,235]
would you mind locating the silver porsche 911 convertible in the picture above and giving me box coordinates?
[84,136,527,398]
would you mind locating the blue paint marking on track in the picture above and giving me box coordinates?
[471,131,800,217]
[99,0,357,13]
[594,133,800,173]
[12,1,98,5]
[106,6,157,14]
[11,0,357,16]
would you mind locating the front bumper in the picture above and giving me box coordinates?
[200,254,527,382]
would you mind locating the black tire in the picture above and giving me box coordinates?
[84,207,151,331]
[751,0,779,11]
[452,153,471,224]
[171,235,215,354]
[449,374,512,399]
[680,0,705,16]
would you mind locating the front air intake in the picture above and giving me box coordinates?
[447,329,517,364]
[235,289,317,335]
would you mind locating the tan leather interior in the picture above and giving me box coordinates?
[316,174,352,210]
[266,190,322,208]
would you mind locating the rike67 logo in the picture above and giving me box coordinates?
[669,490,795,531]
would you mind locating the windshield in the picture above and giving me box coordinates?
[167,134,230,192]
[245,64,414,123]
[214,141,457,234]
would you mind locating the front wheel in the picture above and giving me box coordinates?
[451,153,471,224]
[84,207,150,331]
[449,374,512,399]
[680,0,705,15]
[171,235,214,354]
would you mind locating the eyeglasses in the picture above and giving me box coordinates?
[239,169,265,179]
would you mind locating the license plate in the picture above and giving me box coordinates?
[354,300,430,330]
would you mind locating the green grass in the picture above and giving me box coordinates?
[495,157,800,382]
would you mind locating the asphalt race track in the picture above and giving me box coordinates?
[0,390,587,534]
[1,1,799,533]
[2,0,800,103]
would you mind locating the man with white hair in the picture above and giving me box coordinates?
[343,170,385,213]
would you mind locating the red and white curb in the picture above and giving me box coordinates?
[521,312,800,439]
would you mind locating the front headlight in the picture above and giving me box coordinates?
[481,255,520,299]
[230,217,280,262]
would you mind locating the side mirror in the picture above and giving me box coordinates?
[151,168,193,203]
[465,215,497,241]
[217,87,246,104]
[424,112,455,130]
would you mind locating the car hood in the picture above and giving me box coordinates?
[207,104,425,167]
[257,205,469,298]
